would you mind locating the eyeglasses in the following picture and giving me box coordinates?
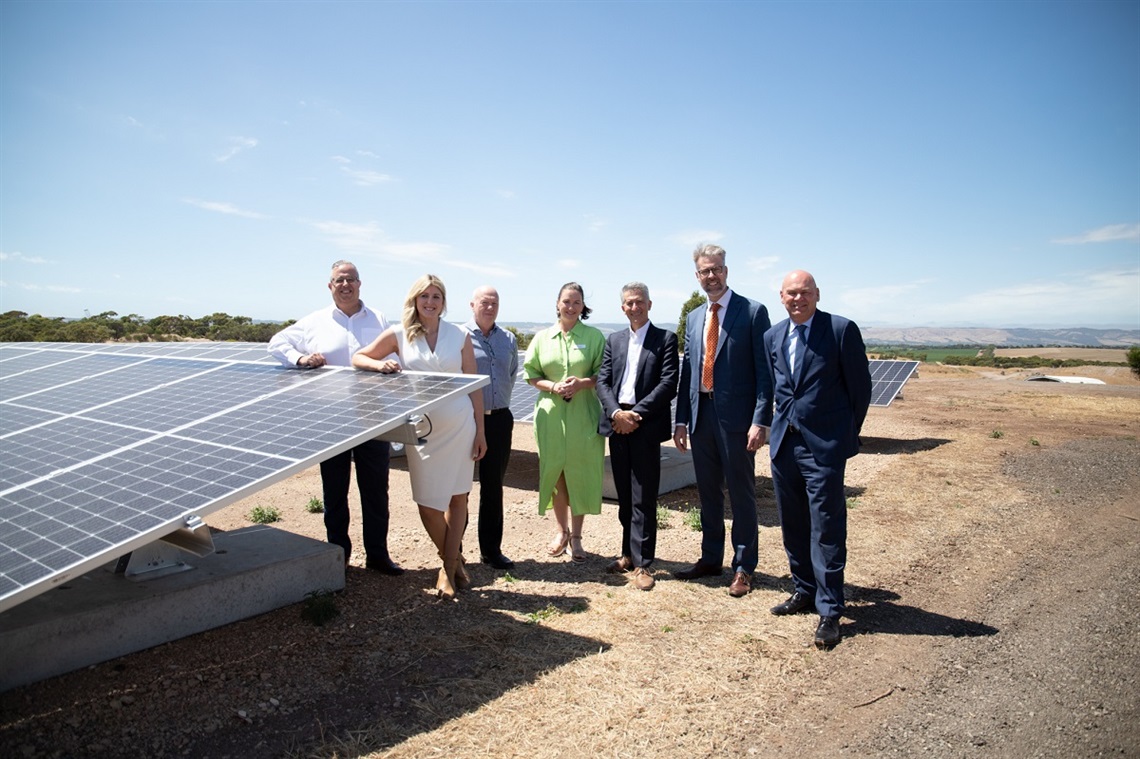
[696,266,725,278]
[331,277,359,286]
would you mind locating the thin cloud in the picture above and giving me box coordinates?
[19,282,82,293]
[840,279,932,310]
[1052,224,1140,244]
[745,256,780,273]
[496,189,516,199]
[308,219,448,262]
[584,214,607,232]
[340,167,394,186]
[446,259,517,278]
[331,155,351,164]
[557,259,581,269]
[0,251,49,264]
[670,230,725,247]
[216,136,258,163]
[183,198,268,220]
[356,150,379,159]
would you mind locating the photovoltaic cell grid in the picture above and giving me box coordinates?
[507,356,919,422]
[868,360,920,407]
[0,342,486,613]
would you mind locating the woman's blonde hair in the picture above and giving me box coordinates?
[402,273,447,343]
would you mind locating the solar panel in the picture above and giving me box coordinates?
[506,351,918,421]
[868,359,919,407]
[0,342,487,613]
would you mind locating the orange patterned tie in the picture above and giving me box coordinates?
[701,302,720,391]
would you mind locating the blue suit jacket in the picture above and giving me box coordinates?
[761,310,872,467]
[675,291,772,434]
[597,323,679,442]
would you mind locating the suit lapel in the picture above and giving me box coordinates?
[613,330,630,389]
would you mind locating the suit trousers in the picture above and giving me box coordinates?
[476,409,514,558]
[691,394,759,573]
[771,428,847,618]
[319,438,392,565]
[608,426,660,568]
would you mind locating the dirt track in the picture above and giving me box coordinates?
[1,365,1137,758]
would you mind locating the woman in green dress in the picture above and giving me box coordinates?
[524,282,606,563]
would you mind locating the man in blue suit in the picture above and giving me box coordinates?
[673,244,772,597]
[761,270,871,648]
[598,282,679,591]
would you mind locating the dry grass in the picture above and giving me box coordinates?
[2,365,1138,758]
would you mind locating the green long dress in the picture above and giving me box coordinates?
[523,321,606,515]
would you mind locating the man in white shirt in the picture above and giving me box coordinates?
[268,260,403,574]
[596,282,678,590]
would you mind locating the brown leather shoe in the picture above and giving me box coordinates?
[630,567,655,591]
[673,561,723,581]
[728,571,752,597]
[607,555,633,574]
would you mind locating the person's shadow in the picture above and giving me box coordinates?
[840,584,998,638]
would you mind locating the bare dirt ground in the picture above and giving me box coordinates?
[2,364,1138,758]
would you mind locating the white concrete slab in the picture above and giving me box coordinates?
[0,526,343,692]
[602,446,696,501]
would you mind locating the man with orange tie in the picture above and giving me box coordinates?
[673,244,772,597]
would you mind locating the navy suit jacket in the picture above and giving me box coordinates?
[675,291,772,434]
[597,323,679,443]
[761,310,872,468]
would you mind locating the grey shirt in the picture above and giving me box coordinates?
[463,320,518,411]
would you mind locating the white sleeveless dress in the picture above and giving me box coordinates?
[396,323,476,510]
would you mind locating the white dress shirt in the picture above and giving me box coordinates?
[268,302,392,367]
[617,321,650,406]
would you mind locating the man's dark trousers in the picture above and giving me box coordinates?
[609,423,660,568]
[320,438,391,564]
[477,408,513,559]
[771,428,847,619]
[691,394,759,573]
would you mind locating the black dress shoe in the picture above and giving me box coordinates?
[814,616,841,648]
[673,561,724,581]
[770,591,815,616]
[481,554,515,570]
[365,559,405,576]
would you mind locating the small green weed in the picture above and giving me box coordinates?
[683,505,702,532]
[305,497,324,513]
[524,603,560,625]
[249,505,280,524]
[846,497,861,509]
[656,504,671,529]
[502,572,518,583]
[1029,437,1040,446]
[990,429,1004,439]
[661,625,674,633]
[300,590,339,626]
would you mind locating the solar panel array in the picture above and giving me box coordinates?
[508,354,919,421]
[0,342,486,613]
[868,360,920,407]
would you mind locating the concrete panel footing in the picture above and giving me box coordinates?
[0,525,344,692]
[602,446,696,501]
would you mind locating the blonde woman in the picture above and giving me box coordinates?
[354,274,487,599]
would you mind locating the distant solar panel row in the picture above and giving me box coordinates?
[0,342,485,613]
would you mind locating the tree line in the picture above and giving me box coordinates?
[0,311,291,343]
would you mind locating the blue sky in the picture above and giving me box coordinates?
[2,1,1137,329]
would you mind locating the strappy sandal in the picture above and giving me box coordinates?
[547,530,570,557]
[569,534,587,564]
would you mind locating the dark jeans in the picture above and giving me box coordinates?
[319,438,391,565]
[476,409,513,558]
[691,394,759,574]
[608,427,660,568]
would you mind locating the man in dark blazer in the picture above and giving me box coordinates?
[597,282,679,591]
[761,270,872,648]
[673,244,772,597]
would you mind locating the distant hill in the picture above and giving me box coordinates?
[502,323,1138,347]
